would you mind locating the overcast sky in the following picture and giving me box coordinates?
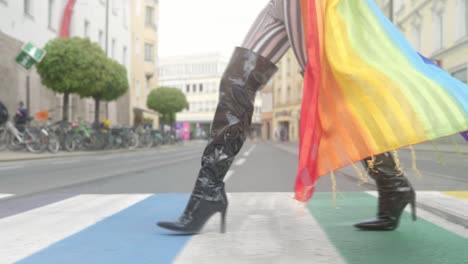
[158,0,267,58]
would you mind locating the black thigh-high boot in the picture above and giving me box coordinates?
[354,152,417,231]
[157,47,277,234]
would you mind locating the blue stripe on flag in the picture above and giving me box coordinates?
[18,194,192,264]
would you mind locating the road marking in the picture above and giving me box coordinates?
[309,192,468,264]
[175,193,345,264]
[234,158,246,166]
[442,191,468,200]
[367,191,468,239]
[0,165,24,171]
[243,145,256,157]
[0,194,13,199]
[0,194,152,264]
[224,170,234,182]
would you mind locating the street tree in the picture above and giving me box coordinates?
[37,37,107,121]
[89,59,129,124]
[147,87,188,132]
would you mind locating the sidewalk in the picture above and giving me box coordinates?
[0,140,206,162]
[271,140,468,155]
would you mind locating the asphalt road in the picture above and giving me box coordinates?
[0,141,467,198]
[1,141,467,263]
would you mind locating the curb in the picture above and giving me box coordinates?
[0,143,197,163]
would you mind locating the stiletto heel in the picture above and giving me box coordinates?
[411,200,417,221]
[354,153,417,231]
[220,209,227,233]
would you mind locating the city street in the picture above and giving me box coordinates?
[0,141,467,263]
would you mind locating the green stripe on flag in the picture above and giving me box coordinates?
[307,192,468,264]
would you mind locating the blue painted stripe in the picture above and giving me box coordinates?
[366,0,468,116]
[18,194,192,264]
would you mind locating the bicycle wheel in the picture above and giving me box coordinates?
[24,129,44,153]
[47,132,60,153]
[64,132,76,152]
[0,127,8,151]
[127,132,139,150]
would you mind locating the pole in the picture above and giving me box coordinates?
[105,0,110,119]
[26,75,30,111]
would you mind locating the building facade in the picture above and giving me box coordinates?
[376,0,468,83]
[0,0,132,125]
[117,0,159,127]
[271,49,304,142]
[159,54,263,139]
[260,81,274,141]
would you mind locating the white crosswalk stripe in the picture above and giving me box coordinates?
[0,194,151,264]
[175,193,346,264]
[0,194,13,200]
[0,191,466,263]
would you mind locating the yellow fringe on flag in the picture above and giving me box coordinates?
[432,141,446,166]
[366,156,377,174]
[330,171,337,208]
[450,136,463,156]
[409,145,422,177]
[392,150,404,176]
[351,163,368,184]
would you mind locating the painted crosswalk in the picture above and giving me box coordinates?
[0,194,13,200]
[0,192,467,263]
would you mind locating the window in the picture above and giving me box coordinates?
[98,30,104,49]
[84,20,90,38]
[135,37,140,55]
[144,43,154,62]
[145,6,155,27]
[112,0,118,15]
[48,0,55,30]
[411,13,422,50]
[122,0,128,28]
[411,25,421,50]
[432,3,445,52]
[456,0,468,39]
[146,79,150,95]
[186,84,190,93]
[111,38,116,59]
[192,84,197,92]
[24,0,33,17]
[136,80,141,99]
[122,46,127,66]
[452,68,467,83]
[199,83,203,92]
[136,0,141,16]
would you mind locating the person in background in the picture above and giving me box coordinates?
[14,101,29,130]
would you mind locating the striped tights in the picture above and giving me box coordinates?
[241,0,307,72]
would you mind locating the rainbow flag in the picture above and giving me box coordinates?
[295,0,468,202]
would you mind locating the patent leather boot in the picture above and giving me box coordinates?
[157,47,277,234]
[354,152,417,231]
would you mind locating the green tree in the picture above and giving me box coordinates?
[37,37,108,121]
[147,87,188,130]
[89,59,129,124]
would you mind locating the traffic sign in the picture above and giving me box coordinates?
[15,42,46,70]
